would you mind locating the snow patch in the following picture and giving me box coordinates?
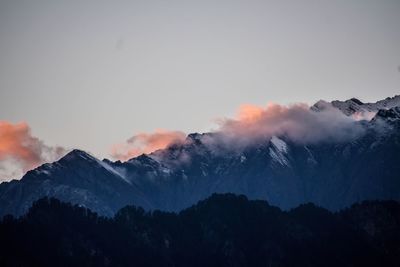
[271,136,288,153]
[304,146,317,165]
[181,170,188,180]
[35,169,51,175]
[98,160,131,184]
[269,136,289,166]
[269,148,289,166]
[161,167,171,175]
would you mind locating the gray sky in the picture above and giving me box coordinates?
[1,0,400,158]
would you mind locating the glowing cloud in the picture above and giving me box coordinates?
[216,102,364,148]
[111,129,186,161]
[111,102,367,161]
[0,121,65,181]
[351,111,377,121]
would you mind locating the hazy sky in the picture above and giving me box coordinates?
[1,0,400,158]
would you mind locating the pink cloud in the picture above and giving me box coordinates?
[215,102,364,149]
[111,129,186,161]
[0,121,65,181]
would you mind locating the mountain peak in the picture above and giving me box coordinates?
[310,100,331,112]
[186,133,205,145]
[187,133,202,140]
[314,95,400,118]
[132,153,153,162]
[186,132,215,143]
[372,106,400,122]
[60,149,97,162]
[349,98,363,105]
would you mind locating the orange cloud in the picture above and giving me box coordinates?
[0,121,42,170]
[237,104,265,122]
[111,102,366,161]
[215,102,364,148]
[111,129,186,161]
[0,121,65,181]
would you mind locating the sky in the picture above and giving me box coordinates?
[1,0,400,167]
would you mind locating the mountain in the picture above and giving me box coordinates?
[312,95,400,117]
[0,149,151,217]
[1,96,400,217]
[1,194,399,266]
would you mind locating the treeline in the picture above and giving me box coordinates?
[1,194,400,266]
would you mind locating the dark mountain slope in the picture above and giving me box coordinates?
[107,112,400,211]
[0,150,151,217]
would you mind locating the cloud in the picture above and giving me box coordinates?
[351,111,377,121]
[111,102,366,161]
[111,129,186,161]
[213,102,365,150]
[0,121,66,181]
[179,101,367,157]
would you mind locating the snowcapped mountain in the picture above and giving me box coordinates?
[1,96,400,217]
[372,106,400,122]
[0,149,151,217]
[312,95,400,119]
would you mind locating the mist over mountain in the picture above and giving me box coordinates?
[0,96,400,218]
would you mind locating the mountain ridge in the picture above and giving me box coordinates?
[1,95,400,217]
[312,95,400,118]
